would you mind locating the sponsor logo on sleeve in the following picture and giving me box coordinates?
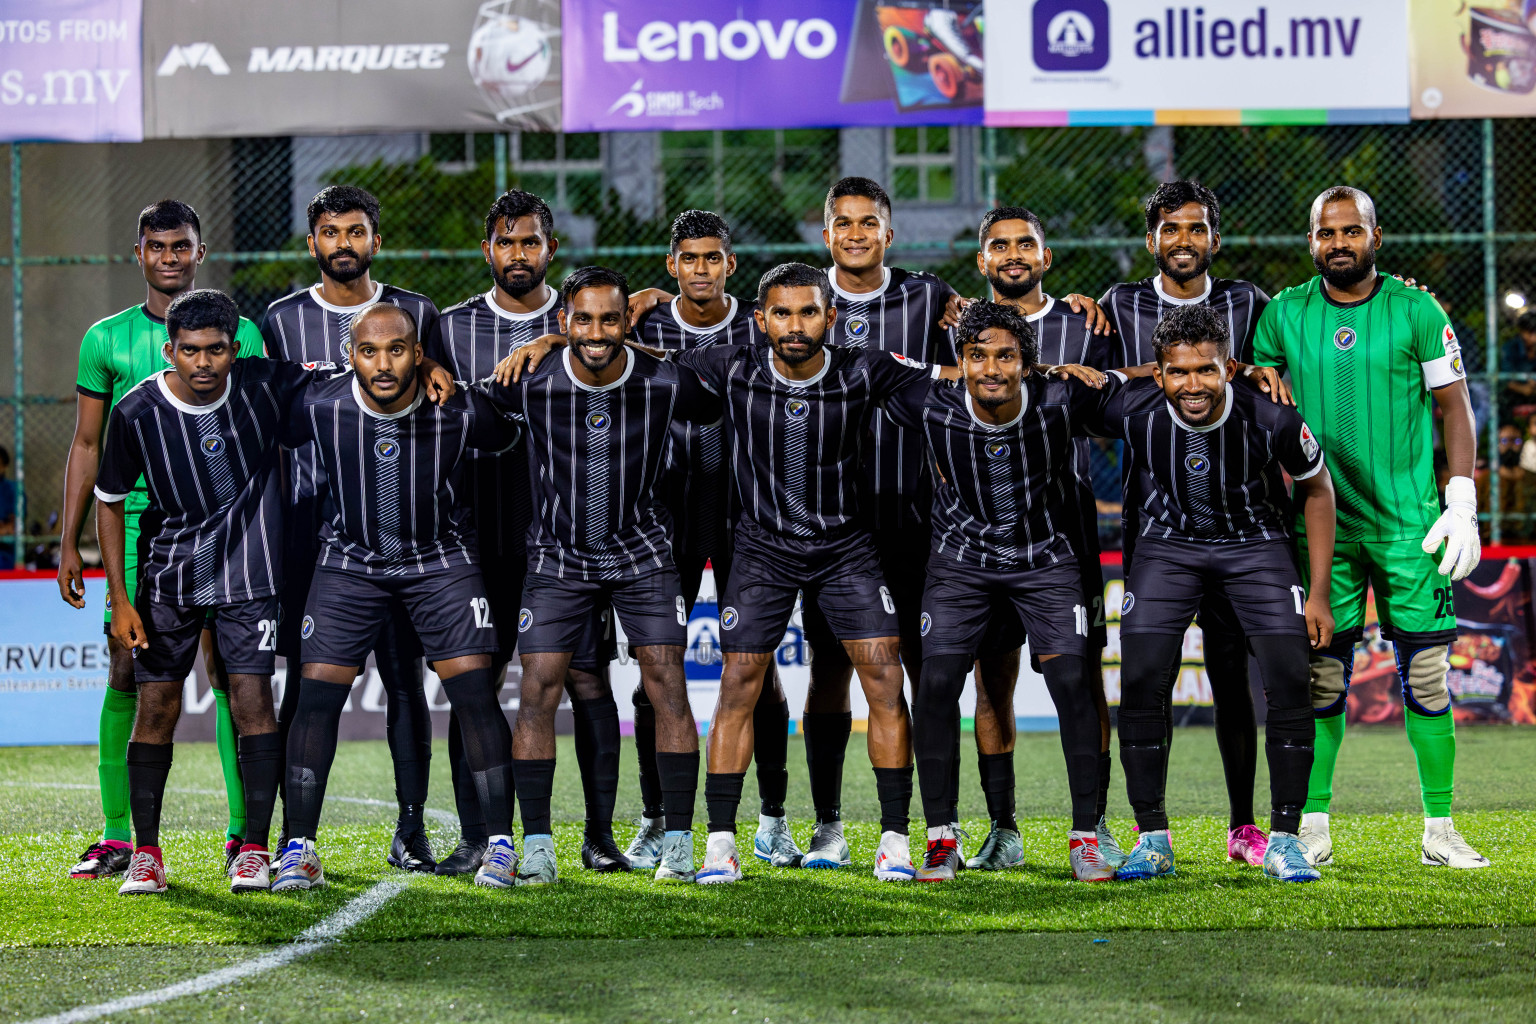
[1300,423,1320,462]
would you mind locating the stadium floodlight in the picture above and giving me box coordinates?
[468,0,562,123]
[1505,290,1528,311]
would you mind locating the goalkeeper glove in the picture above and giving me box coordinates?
[1421,475,1480,581]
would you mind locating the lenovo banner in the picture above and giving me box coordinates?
[985,0,1410,126]
[561,0,984,132]
[0,0,142,143]
[140,0,560,137]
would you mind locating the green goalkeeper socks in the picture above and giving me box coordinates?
[213,688,246,841]
[98,687,136,843]
[1303,712,1345,815]
[1405,707,1455,818]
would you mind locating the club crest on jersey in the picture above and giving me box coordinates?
[518,608,533,633]
[587,411,611,431]
[845,315,870,343]
[920,612,932,637]
[784,398,810,420]
[1333,326,1356,351]
[720,606,738,630]
[375,439,400,461]
[1185,453,1210,475]
[301,615,315,639]
[1300,423,1320,462]
[201,436,225,456]
[986,441,1009,460]
[1121,593,1135,614]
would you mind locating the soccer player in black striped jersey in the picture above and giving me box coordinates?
[675,263,940,884]
[94,290,335,895]
[793,179,960,853]
[272,303,524,893]
[625,210,800,871]
[477,267,721,885]
[800,179,1110,862]
[1094,305,1336,884]
[260,186,442,874]
[881,300,1119,883]
[966,206,1126,871]
[426,189,625,875]
[1095,180,1275,868]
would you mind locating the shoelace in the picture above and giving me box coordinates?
[1272,840,1310,872]
[484,843,515,872]
[1434,828,1480,857]
[921,842,952,868]
[126,854,160,882]
[1074,840,1106,867]
[235,855,266,880]
[81,842,114,864]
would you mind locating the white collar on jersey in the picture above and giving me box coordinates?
[562,345,635,392]
[1166,382,1235,433]
[1152,275,1214,306]
[307,280,384,314]
[1023,295,1056,322]
[351,375,425,420]
[827,265,891,302]
[965,385,1028,430]
[768,348,832,389]
[156,369,232,415]
[668,294,738,334]
[485,285,559,322]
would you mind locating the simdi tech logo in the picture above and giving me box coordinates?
[1033,0,1110,72]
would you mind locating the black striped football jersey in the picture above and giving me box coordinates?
[634,294,759,558]
[476,347,721,580]
[94,360,331,604]
[679,343,933,540]
[280,374,518,575]
[426,287,560,567]
[828,267,957,530]
[1091,375,1325,544]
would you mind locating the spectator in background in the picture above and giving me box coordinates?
[0,445,15,570]
[1500,311,1536,417]
[1479,420,1536,542]
[1440,297,1489,429]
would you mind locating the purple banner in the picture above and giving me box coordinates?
[0,0,142,142]
[561,0,983,131]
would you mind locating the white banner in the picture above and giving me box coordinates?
[985,0,1409,125]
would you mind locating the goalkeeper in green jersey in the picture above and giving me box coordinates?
[1252,186,1488,870]
[58,201,266,880]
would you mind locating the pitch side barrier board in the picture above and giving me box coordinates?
[6,554,1530,746]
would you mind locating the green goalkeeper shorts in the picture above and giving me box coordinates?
[1298,534,1459,647]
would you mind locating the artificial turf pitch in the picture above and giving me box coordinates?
[1,726,1533,1022]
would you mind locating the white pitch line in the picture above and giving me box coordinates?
[16,878,409,1024]
[5,778,458,1024]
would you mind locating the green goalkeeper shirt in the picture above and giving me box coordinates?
[75,304,265,514]
[1251,274,1466,544]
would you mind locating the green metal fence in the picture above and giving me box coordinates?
[5,119,1536,568]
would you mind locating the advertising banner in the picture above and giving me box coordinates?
[560,0,984,132]
[141,0,560,137]
[0,0,142,143]
[8,556,1532,746]
[1410,0,1536,118]
[985,0,1410,127]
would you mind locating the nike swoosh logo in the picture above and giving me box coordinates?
[505,51,541,73]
